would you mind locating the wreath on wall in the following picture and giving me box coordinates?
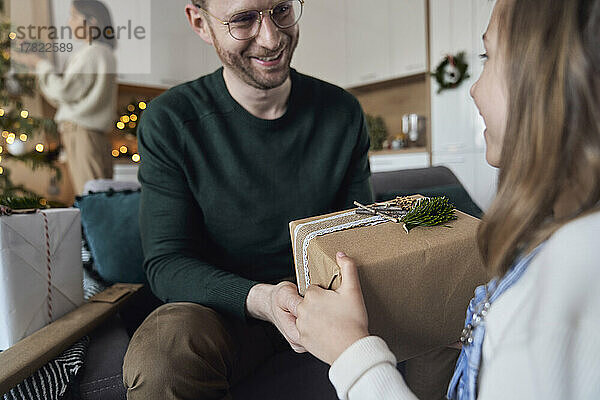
[431,52,470,94]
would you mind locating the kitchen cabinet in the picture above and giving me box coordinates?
[103,0,427,89]
[370,152,429,173]
[471,150,498,211]
[344,0,427,87]
[429,0,497,210]
[345,0,392,86]
[431,151,497,210]
[293,0,348,87]
[115,153,431,181]
[431,152,474,195]
[429,0,495,155]
[429,0,478,154]
[389,0,428,78]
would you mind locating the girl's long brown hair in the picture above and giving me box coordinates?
[478,0,600,277]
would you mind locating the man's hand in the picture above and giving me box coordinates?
[246,281,306,353]
[295,252,369,365]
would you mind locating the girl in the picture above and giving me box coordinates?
[35,0,117,195]
[295,0,600,398]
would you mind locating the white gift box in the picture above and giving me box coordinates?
[0,208,83,350]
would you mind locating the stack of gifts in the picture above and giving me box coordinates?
[0,207,83,350]
[290,196,488,361]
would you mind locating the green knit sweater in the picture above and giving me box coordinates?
[138,68,373,320]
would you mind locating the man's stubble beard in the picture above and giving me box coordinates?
[210,25,300,90]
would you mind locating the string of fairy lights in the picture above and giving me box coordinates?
[0,107,45,176]
[0,99,148,177]
[1,110,32,142]
[112,100,147,163]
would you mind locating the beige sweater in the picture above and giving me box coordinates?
[329,211,600,399]
[36,42,117,132]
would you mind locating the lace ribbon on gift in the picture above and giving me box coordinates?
[293,210,390,291]
[37,210,53,323]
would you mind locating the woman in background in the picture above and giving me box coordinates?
[295,0,600,398]
[36,0,117,195]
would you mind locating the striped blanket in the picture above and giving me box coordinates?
[2,266,107,400]
[2,337,89,400]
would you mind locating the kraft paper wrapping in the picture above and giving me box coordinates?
[290,205,488,361]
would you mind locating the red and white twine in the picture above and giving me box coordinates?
[37,210,53,323]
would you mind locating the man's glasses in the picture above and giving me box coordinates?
[195,0,304,41]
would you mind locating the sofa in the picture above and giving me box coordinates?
[62,166,482,400]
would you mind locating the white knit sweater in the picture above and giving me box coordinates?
[36,42,117,132]
[329,211,600,400]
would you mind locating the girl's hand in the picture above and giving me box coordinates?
[296,252,370,365]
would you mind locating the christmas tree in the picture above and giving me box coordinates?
[0,13,60,198]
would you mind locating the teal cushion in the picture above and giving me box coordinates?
[378,184,483,218]
[75,190,146,284]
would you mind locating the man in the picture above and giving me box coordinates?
[122,0,372,398]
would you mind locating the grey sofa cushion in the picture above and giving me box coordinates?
[371,166,483,217]
[371,166,461,197]
[77,316,129,400]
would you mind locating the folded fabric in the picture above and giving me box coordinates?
[1,336,90,400]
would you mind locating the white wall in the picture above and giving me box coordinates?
[49,0,219,87]
[49,0,153,75]
[118,0,220,87]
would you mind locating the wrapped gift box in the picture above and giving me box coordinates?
[0,209,84,350]
[290,201,488,361]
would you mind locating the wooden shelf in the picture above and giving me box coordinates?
[119,83,167,98]
[348,72,428,93]
[369,147,428,156]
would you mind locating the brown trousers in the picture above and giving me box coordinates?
[59,121,113,195]
[122,303,290,400]
[122,302,459,400]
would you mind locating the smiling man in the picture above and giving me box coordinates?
[121,1,372,399]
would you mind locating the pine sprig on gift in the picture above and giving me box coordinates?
[400,196,457,233]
